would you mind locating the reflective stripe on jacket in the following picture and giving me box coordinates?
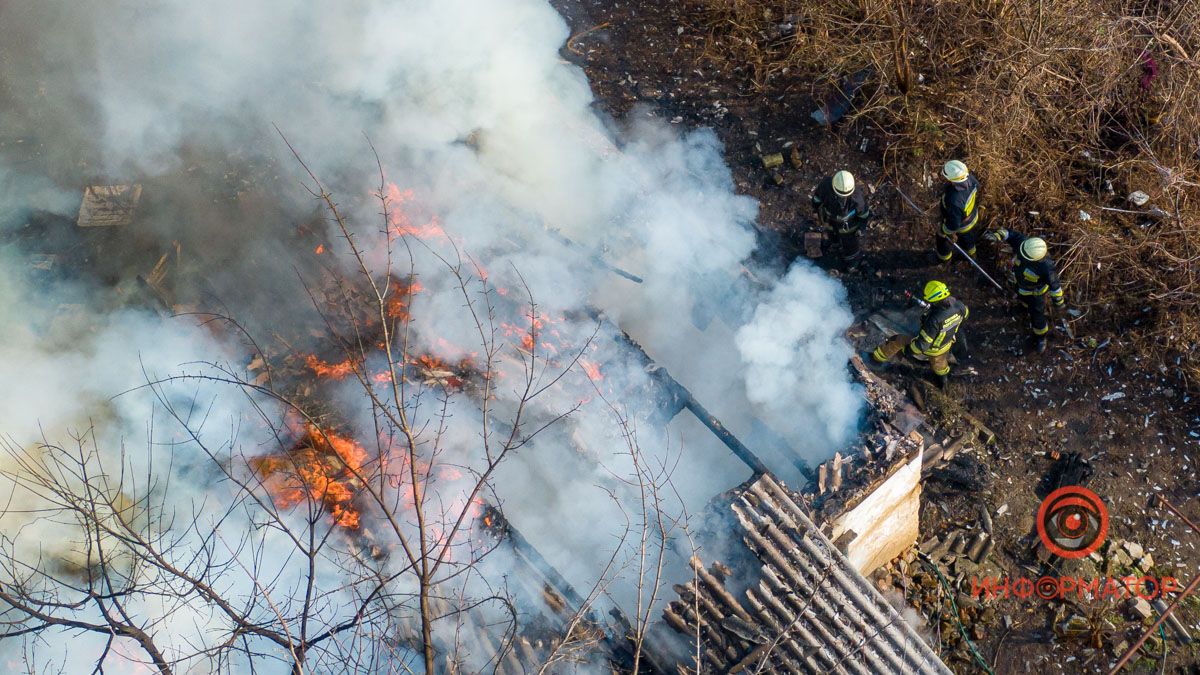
[1002,230,1063,297]
[812,177,871,234]
[941,174,980,234]
[912,297,969,356]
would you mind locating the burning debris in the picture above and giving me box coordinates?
[0,0,877,671]
[250,421,370,529]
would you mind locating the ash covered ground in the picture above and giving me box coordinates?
[548,0,1200,671]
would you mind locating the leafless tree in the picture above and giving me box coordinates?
[0,144,687,674]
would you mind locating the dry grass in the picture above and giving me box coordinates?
[699,0,1200,379]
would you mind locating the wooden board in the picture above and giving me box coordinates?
[77,184,143,227]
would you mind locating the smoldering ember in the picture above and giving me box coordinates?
[0,2,1198,675]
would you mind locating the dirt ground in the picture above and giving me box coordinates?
[549,0,1200,672]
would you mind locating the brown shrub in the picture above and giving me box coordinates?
[699,0,1200,379]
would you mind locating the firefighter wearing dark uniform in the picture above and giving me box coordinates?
[871,280,969,388]
[936,160,981,263]
[984,228,1066,352]
[812,170,871,264]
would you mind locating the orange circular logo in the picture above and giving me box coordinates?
[1036,486,1108,559]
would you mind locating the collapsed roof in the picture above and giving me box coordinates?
[661,473,950,674]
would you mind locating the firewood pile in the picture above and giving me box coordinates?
[806,355,924,511]
[660,473,950,674]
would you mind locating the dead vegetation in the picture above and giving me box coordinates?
[698,0,1200,379]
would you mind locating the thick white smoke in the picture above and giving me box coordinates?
[0,0,865,671]
[736,263,863,452]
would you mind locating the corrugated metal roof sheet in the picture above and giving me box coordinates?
[663,473,951,674]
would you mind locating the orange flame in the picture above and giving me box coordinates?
[252,424,369,529]
[314,244,326,255]
[386,184,446,239]
[500,312,564,354]
[410,353,467,388]
[305,354,354,380]
[386,278,424,321]
[415,354,448,370]
[580,359,604,382]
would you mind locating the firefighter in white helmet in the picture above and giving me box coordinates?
[984,227,1067,353]
[811,169,871,267]
[936,160,982,264]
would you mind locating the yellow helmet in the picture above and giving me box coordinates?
[832,170,855,196]
[923,280,950,303]
[942,159,969,183]
[1020,237,1048,261]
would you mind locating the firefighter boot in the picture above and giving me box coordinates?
[863,351,890,371]
[1029,334,1047,354]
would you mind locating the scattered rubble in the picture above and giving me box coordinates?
[1127,597,1152,620]
[77,184,143,227]
[811,67,873,126]
[760,152,784,169]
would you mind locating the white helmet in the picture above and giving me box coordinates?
[942,160,969,183]
[1020,237,1048,261]
[832,170,855,196]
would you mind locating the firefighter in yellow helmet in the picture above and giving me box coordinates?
[870,281,969,388]
[984,228,1066,353]
[936,160,982,263]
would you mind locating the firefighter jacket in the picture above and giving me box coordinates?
[1001,230,1065,300]
[940,174,980,235]
[912,298,969,357]
[812,177,871,234]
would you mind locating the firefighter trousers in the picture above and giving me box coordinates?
[819,219,862,261]
[1021,293,1050,336]
[935,226,980,262]
[872,334,951,376]
[835,229,862,260]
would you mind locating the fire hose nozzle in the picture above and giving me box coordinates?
[904,290,930,309]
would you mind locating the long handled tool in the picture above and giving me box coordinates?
[951,240,1005,292]
[892,183,1006,293]
[895,182,1079,339]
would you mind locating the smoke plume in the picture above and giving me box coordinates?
[0,0,864,670]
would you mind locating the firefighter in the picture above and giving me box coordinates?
[936,160,982,264]
[983,228,1066,353]
[870,280,969,389]
[811,169,871,267]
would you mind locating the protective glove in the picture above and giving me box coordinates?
[944,231,958,243]
[984,228,1008,243]
[952,330,970,360]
